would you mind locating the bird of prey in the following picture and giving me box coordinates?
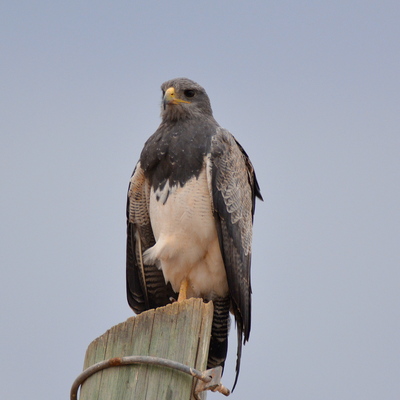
[126,77,262,390]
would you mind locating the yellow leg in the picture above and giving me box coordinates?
[178,278,188,302]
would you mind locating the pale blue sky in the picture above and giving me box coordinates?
[1,1,399,399]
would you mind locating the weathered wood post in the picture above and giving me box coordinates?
[74,298,217,400]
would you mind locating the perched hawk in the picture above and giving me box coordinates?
[126,78,262,390]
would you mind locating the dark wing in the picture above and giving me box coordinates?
[209,128,262,390]
[126,162,176,314]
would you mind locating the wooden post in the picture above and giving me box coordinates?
[78,298,213,400]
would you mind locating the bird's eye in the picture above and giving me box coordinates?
[184,90,195,98]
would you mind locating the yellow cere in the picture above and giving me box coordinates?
[164,87,191,104]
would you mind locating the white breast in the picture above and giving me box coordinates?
[143,166,228,299]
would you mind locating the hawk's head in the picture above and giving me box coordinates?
[160,78,213,122]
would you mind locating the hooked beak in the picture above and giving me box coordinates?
[163,87,191,109]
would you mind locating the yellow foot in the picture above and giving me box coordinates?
[178,278,189,302]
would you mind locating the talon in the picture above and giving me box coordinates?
[178,278,189,302]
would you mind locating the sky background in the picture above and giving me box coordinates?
[1,1,399,399]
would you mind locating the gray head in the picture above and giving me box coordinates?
[160,78,213,122]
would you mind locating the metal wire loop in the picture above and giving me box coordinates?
[70,355,230,399]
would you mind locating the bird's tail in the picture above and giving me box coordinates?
[207,296,231,370]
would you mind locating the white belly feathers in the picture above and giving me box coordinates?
[143,166,228,299]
